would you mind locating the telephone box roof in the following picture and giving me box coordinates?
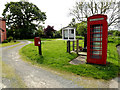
[88,14,107,21]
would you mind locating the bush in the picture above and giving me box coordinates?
[2,40,8,43]
[7,36,13,42]
[76,36,84,39]
[54,31,62,38]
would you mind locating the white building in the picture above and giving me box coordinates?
[62,26,76,40]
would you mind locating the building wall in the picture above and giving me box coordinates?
[0,18,6,42]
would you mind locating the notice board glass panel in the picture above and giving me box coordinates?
[64,30,68,39]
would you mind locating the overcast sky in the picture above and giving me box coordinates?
[0,0,119,30]
[0,0,79,30]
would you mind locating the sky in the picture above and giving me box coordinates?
[0,0,78,30]
[0,0,119,30]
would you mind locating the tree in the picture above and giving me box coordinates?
[35,25,45,37]
[2,1,47,39]
[113,30,120,36]
[44,25,55,38]
[54,30,62,38]
[69,0,120,27]
[76,22,87,36]
[68,18,76,27]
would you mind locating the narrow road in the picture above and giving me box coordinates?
[2,40,82,88]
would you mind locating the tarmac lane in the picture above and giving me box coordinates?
[1,40,83,88]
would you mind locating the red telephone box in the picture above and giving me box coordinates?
[87,14,108,65]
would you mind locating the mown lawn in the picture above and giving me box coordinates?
[2,41,20,47]
[20,37,119,80]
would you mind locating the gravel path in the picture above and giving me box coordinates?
[2,40,82,88]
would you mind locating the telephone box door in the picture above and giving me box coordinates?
[87,14,108,65]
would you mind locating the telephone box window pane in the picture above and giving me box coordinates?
[93,34,102,37]
[92,47,102,50]
[90,55,102,59]
[90,24,103,59]
[93,42,102,46]
[92,38,102,41]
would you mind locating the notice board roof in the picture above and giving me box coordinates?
[62,26,76,30]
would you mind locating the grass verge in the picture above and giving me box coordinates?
[2,41,20,47]
[19,38,119,80]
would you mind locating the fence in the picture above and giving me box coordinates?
[67,39,84,55]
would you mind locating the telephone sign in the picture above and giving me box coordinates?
[87,14,108,65]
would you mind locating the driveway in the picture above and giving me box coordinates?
[2,40,82,88]
[1,40,119,88]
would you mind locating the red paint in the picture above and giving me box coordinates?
[34,37,41,46]
[0,17,7,42]
[87,14,108,65]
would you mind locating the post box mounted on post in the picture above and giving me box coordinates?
[34,37,42,55]
[87,14,108,65]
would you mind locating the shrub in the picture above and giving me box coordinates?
[7,36,13,42]
[2,40,8,43]
[76,36,84,39]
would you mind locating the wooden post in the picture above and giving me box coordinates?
[76,39,79,55]
[67,40,70,53]
[38,41,42,55]
[73,41,75,51]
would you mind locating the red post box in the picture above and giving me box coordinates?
[34,37,41,46]
[34,37,42,55]
[87,14,108,65]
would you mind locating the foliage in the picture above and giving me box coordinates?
[35,25,45,37]
[20,37,119,80]
[113,30,120,36]
[2,40,8,43]
[24,38,59,42]
[76,36,84,39]
[69,0,119,27]
[108,30,120,36]
[2,41,20,47]
[7,36,13,42]
[76,22,87,36]
[2,1,46,39]
[44,25,55,38]
[54,30,62,38]
[68,18,76,27]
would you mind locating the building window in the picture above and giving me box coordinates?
[71,29,74,34]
